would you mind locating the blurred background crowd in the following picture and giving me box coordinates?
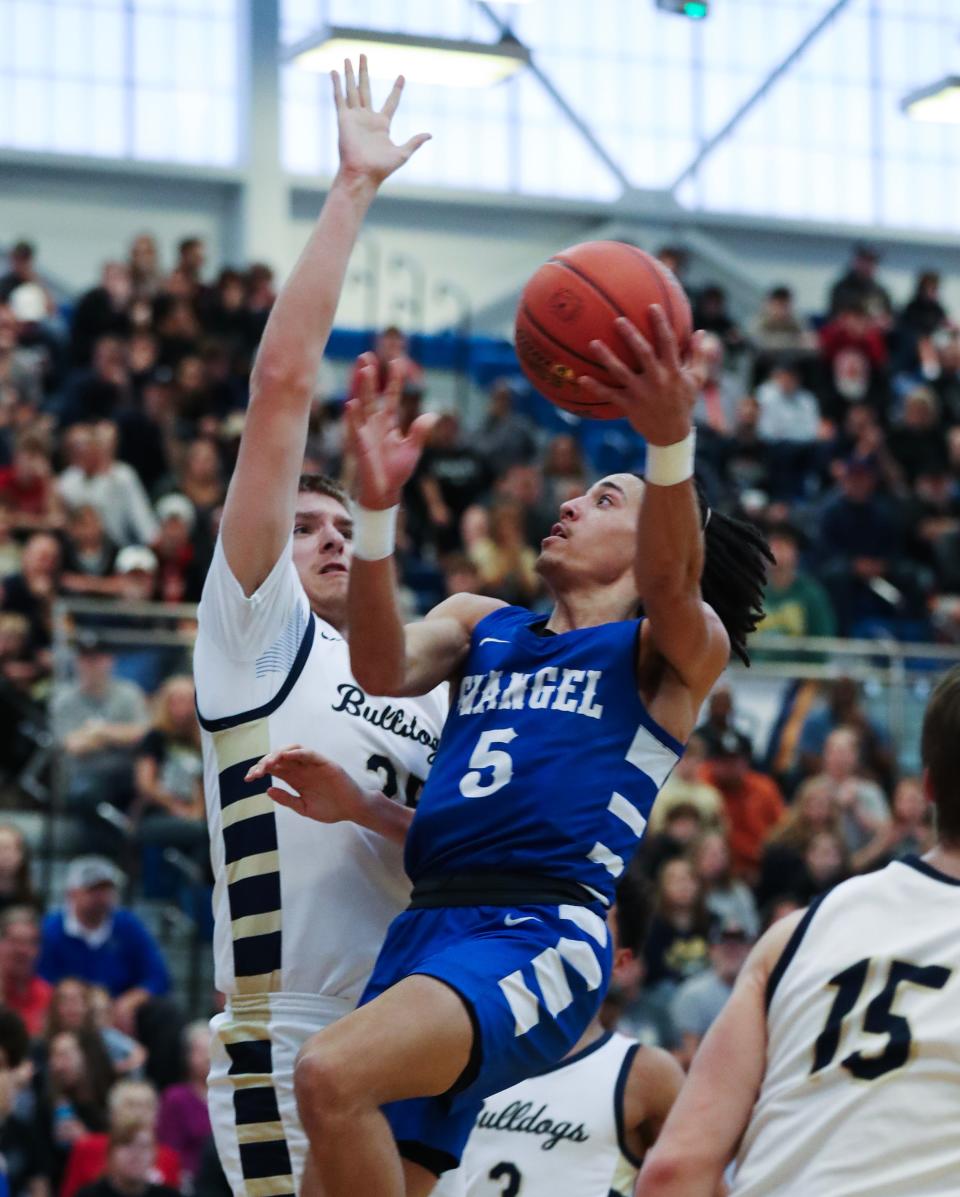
[0,230,949,1195]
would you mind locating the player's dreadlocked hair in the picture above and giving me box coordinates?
[694,480,774,667]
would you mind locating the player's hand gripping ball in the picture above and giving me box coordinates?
[515,240,692,419]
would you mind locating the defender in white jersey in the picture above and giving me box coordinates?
[459,871,682,1197]
[194,58,439,1197]
[637,665,960,1197]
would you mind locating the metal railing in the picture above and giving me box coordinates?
[729,633,960,775]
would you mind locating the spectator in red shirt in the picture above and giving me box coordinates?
[699,732,786,883]
[151,494,202,603]
[73,1119,180,1197]
[1,905,51,1037]
[818,304,890,420]
[347,325,423,399]
[0,433,63,532]
[61,1079,181,1197]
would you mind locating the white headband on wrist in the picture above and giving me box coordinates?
[352,504,398,561]
[644,428,696,488]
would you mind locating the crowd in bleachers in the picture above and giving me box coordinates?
[0,847,224,1197]
[0,230,950,1194]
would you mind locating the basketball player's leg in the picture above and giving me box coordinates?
[209,1005,305,1197]
[299,1152,445,1197]
[299,1156,445,1197]
[404,1158,449,1197]
[294,974,475,1197]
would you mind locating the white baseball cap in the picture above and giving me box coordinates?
[115,545,158,574]
[155,493,196,532]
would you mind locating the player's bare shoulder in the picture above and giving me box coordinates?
[622,1042,685,1153]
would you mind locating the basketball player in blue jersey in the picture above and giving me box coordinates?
[458,867,685,1197]
[256,308,772,1196]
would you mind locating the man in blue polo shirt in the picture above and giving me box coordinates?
[38,856,169,1012]
[37,857,181,1085]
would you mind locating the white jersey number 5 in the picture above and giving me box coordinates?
[460,728,518,798]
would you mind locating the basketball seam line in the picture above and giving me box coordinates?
[618,243,676,331]
[548,256,627,321]
[520,303,609,382]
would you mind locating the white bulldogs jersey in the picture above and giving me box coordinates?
[458,1031,642,1197]
[194,537,447,1003]
[732,857,960,1197]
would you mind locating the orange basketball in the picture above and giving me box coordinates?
[514,240,693,419]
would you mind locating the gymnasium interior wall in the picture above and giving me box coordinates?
[8,157,960,338]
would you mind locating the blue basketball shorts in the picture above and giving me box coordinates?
[357,900,612,1174]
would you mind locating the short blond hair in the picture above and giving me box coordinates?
[107,1078,157,1121]
[108,1114,154,1151]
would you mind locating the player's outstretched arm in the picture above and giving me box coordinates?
[245,746,414,846]
[220,56,429,596]
[634,911,804,1197]
[345,360,502,695]
[581,310,728,702]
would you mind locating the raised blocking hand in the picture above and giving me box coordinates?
[334,55,431,187]
[345,353,437,510]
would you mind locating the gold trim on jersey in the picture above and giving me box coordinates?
[221,793,276,830]
[213,716,284,995]
[236,1120,289,1146]
[225,850,281,886]
[217,1019,271,1045]
[234,971,284,995]
[243,1177,297,1197]
[214,719,274,772]
[232,910,283,940]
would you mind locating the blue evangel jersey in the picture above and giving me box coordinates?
[405,606,684,904]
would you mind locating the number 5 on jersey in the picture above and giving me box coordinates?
[460,729,518,798]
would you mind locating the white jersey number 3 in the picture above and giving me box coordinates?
[460,728,518,798]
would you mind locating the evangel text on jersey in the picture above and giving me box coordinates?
[457,668,605,719]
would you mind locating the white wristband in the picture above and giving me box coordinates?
[353,504,398,561]
[644,429,696,487]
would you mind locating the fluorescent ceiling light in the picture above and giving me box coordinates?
[283,26,530,89]
[902,75,960,124]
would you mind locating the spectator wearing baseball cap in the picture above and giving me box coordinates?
[51,636,149,827]
[114,545,159,602]
[828,244,892,325]
[670,919,755,1068]
[694,685,754,763]
[699,733,786,884]
[37,856,169,1005]
[36,856,182,1088]
[152,494,203,603]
